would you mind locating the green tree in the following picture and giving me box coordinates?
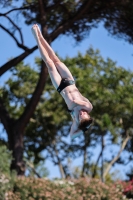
[1,0,133,175]
[1,47,133,180]
[63,48,133,180]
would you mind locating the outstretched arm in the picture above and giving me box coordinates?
[70,120,83,140]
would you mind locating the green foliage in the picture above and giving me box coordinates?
[2,61,39,118]
[2,1,133,44]
[20,0,133,43]
[1,47,133,179]
[0,145,12,175]
[0,145,16,200]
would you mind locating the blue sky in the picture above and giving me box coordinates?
[0,20,133,179]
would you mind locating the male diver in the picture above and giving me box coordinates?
[32,24,93,140]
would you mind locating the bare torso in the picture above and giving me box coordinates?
[60,84,93,137]
[60,84,91,110]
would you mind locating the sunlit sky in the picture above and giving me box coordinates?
[0,19,133,179]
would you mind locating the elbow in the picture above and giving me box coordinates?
[89,102,93,111]
[91,103,93,110]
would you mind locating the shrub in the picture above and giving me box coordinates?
[120,179,133,199]
[5,177,128,200]
[0,145,16,200]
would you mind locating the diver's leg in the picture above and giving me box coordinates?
[34,24,74,81]
[32,24,61,89]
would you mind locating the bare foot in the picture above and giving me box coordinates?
[31,24,40,42]
[35,24,42,37]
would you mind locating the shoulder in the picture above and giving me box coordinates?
[85,101,93,113]
[86,101,93,110]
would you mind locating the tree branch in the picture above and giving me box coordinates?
[26,160,41,178]
[49,0,123,41]
[0,24,29,51]
[11,0,48,136]
[0,98,13,133]
[47,140,66,178]
[49,0,95,40]
[0,5,33,15]
[81,146,87,177]
[4,15,24,44]
[17,61,48,131]
[92,147,103,178]
[46,1,71,15]
[38,0,48,37]
[54,146,66,179]
[14,0,50,130]
[74,0,94,19]
[0,46,37,76]
[103,135,130,179]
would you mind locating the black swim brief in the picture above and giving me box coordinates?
[57,78,75,93]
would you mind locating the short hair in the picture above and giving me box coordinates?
[78,117,93,132]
